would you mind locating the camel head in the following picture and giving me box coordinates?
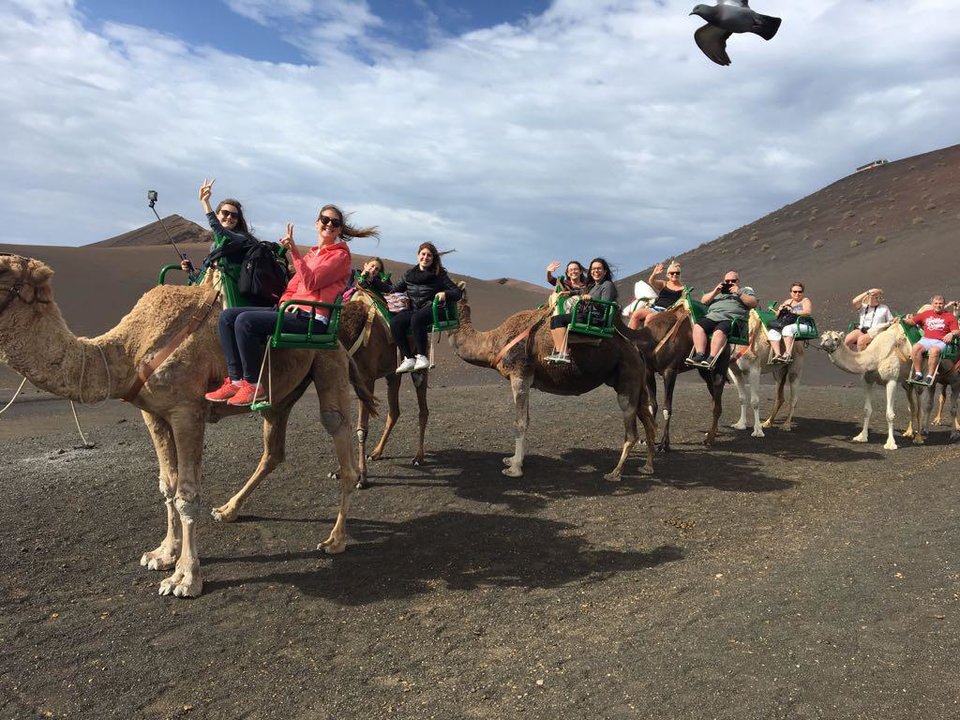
[819,330,844,354]
[0,254,55,319]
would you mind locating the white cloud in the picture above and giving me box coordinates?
[0,0,958,283]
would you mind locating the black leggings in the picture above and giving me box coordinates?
[390,305,435,358]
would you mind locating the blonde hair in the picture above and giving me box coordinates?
[666,261,681,274]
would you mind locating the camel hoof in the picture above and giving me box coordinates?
[211,505,238,523]
[851,435,868,444]
[781,424,792,433]
[158,571,202,598]
[731,422,747,430]
[912,436,925,446]
[368,451,383,461]
[412,456,425,466]
[140,550,176,571]
[656,444,670,453]
[501,466,523,478]
[355,476,369,490]
[327,470,341,480]
[751,429,765,438]
[883,441,898,450]
[318,538,347,555]
[760,420,773,429]
[603,471,623,482]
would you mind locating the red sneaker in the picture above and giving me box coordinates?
[226,380,267,407]
[205,378,240,402]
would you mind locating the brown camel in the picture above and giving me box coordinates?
[447,289,656,480]
[212,289,431,521]
[628,304,732,451]
[905,351,960,445]
[0,254,368,598]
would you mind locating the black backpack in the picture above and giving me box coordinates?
[237,241,290,307]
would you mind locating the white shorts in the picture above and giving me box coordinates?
[917,337,946,352]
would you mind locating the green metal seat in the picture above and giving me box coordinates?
[567,298,618,338]
[250,299,343,412]
[757,302,819,340]
[431,294,459,333]
[900,317,958,363]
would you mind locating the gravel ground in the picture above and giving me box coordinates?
[1,380,959,720]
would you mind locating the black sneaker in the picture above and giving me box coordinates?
[686,352,706,366]
[912,371,924,384]
[925,375,935,386]
[700,355,715,368]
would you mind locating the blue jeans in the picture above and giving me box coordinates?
[218,307,325,382]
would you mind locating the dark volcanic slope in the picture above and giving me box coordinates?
[620,143,960,328]
[88,214,211,248]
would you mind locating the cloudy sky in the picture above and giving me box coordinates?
[1,0,957,283]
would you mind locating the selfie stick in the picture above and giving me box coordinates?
[147,190,193,271]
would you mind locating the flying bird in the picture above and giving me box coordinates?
[690,1,781,66]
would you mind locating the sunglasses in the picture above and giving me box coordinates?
[219,209,239,219]
[791,289,803,294]
[318,215,343,228]
[667,271,681,276]
[724,278,739,283]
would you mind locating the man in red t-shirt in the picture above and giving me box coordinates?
[904,295,959,385]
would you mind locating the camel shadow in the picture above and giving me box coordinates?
[203,511,684,603]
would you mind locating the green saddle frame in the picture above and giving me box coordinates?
[683,288,749,346]
[567,297,618,338]
[900,317,959,362]
[757,302,819,341]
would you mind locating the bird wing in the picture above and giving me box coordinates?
[694,24,732,66]
[718,0,750,7]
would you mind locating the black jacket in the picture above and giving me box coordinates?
[393,266,462,310]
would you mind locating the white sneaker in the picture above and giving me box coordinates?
[396,357,417,373]
[413,354,430,371]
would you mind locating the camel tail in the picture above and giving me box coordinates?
[753,14,781,41]
[348,354,379,417]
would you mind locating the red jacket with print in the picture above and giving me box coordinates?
[280,241,352,319]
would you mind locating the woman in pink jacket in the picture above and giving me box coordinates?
[205,204,379,407]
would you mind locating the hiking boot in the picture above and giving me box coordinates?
[205,377,240,402]
[396,356,417,373]
[227,380,267,407]
[413,354,430,371]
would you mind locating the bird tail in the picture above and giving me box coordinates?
[752,14,781,41]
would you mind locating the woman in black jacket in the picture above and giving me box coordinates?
[390,242,462,373]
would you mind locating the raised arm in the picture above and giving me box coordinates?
[647,263,666,291]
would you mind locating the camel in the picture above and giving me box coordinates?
[904,350,960,445]
[0,253,368,598]
[630,304,733,451]
[727,310,807,437]
[211,288,431,521]
[819,325,916,450]
[447,289,657,480]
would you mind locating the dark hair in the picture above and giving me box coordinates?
[588,257,613,282]
[317,204,381,242]
[791,282,804,292]
[566,260,587,278]
[417,242,445,275]
[366,256,385,274]
[216,198,253,237]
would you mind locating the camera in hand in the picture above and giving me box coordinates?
[720,280,734,293]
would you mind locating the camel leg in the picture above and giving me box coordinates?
[368,374,401,461]
[411,370,429,466]
[748,366,764,438]
[882,380,900,450]
[502,373,531,478]
[950,384,960,441]
[316,391,357,554]
[729,366,749,431]
[932,384,947,425]
[212,377,310,521]
[606,387,640,482]
[780,372,800,432]
[657,369,678,453]
[702,363,726,447]
[139,410,181,571]
[763,369,787,429]
[914,385,932,446]
[158,406,207,598]
[853,379,872,444]
[637,382,657,474]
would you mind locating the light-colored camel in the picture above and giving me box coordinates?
[447,289,656,480]
[819,325,916,450]
[727,310,807,438]
[630,304,732,451]
[906,353,960,445]
[0,254,367,598]
[212,289,431,520]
